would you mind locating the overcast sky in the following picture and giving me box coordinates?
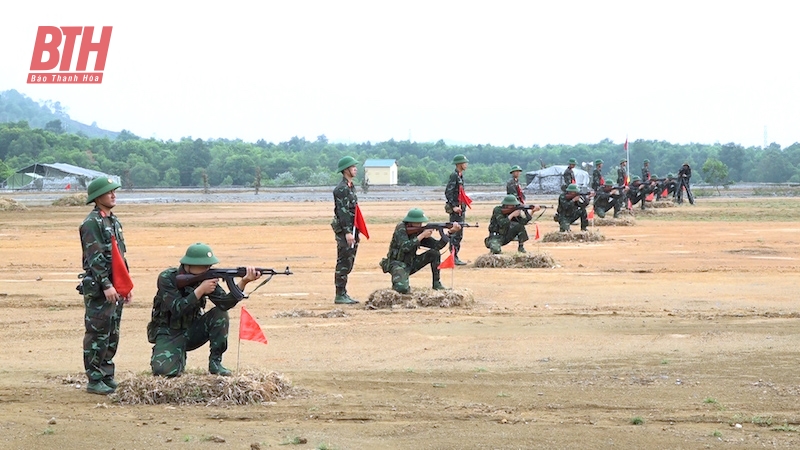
[2,1,798,148]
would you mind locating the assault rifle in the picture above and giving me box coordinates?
[500,204,551,215]
[176,266,293,300]
[405,222,479,242]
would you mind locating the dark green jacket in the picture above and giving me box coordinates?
[332,177,358,234]
[79,207,127,290]
[385,223,447,267]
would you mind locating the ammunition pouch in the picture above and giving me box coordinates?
[78,274,100,297]
[146,321,158,344]
[444,204,454,214]
[379,257,389,274]
[330,219,344,234]
[553,212,560,223]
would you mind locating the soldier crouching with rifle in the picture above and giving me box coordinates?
[380,208,464,293]
[593,179,624,218]
[485,195,541,254]
[556,184,591,232]
[148,243,263,377]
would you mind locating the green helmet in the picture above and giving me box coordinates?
[180,242,220,265]
[594,159,603,166]
[501,195,520,206]
[452,154,469,165]
[86,177,121,204]
[509,165,523,174]
[402,208,429,223]
[620,159,627,164]
[568,158,577,165]
[566,183,579,193]
[632,175,641,182]
[336,156,359,173]
[604,179,614,187]
[643,159,650,164]
[667,173,675,178]
[650,174,658,179]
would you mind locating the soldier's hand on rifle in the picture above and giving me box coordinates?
[418,228,435,240]
[531,205,541,212]
[241,266,261,284]
[509,209,522,219]
[103,286,120,304]
[345,232,355,247]
[450,222,462,232]
[196,278,218,297]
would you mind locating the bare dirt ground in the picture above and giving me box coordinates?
[1,194,800,449]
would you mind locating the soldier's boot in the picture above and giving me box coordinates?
[453,250,467,265]
[334,294,358,305]
[86,380,114,395]
[595,208,606,219]
[209,358,232,376]
[432,280,447,290]
[102,377,118,389]
[517,245,527,253]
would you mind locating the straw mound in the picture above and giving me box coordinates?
[473,253,556,268]
[50,370,295,406]
[272,309,348,319]
[541,230,605,243]
[0,197,27,211]
[593,217,636,226]
[634,208,658,215]
[650,200,676,208]
[52,194,88,206]
[366,288,475,309]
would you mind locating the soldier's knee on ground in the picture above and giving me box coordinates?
[392,282,410,294]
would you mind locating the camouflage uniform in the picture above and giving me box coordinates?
[591,167,604,191]
[616,165,627,186]
[444,170,466,259]
[641,164,651,181]
[676,164,694,204]
[148,267,239,377]
[331,177,359,297]
[627,178,654,210]
[485,205,531,254]
[593,183,622,218]
[562,167,575,191]
[557,190,588,232]
[80,206,126,387]
[381,222,447,293]
[506,177,526,204]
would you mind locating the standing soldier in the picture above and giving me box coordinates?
[676,162,695,204]
[331,156,361,304]
[562,158,577,191]
[617,159,628,186]
[380,208,459,293]
[445,154,470,265]
[485,195,537,254]
[641,159,651,181]
[79,177,132,395]
[591,159,604,191]
[506,165,526,204]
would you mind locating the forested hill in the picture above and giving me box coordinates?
[0,89,119,139]
[1,90,799,188]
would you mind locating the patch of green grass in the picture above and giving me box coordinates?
[279,436,308,445]
[703,397,717,404]
[316,443,336,450]
[751,416,773,427]
[183,435,192,442]
[42,428,55,435]
[630,416,644,425]
[660,359,669,365]
[771,423,798,432]
[712,430,722,437]
[432,383,446,388]
[405,368,414,373]
[475,367,488,372]
[497,392,510,398]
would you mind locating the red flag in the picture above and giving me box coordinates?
[661,188,668,197]
[627,199,633,209]
[458,186,473,209]
[624,138,628,151]
[588,209,594,220]
[599,176,604,186]
[110,236,133,297]
[438,248,455,269]
[239,306,268,344]
[65,183,71,190]
[354,204,369,239]
[516,185,525,204]
[645,192,655,202]
[534,223,541,240]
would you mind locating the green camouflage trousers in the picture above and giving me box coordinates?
[485,222,529,254]
[150,307,229,377]
[334,232,359,295]
[448,211,465,258]
[559,210,588,232]
[83,290,124,383]
[389,248,441,293]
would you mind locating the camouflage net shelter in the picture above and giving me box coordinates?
[525,165,590,194]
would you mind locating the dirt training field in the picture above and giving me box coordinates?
[1,196,799,449]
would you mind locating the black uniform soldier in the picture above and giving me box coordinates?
[79,177,132,395]
[380,208,459,293]
[562,158,577,191]
[593,179,623,218]
[676,163,695,204]
[591,159,604,191]
[148,243,261,377]
[641,159,651,181]
[662,173,678,199]
[331,156,361,304]
[557,183,590,232]
[485,195,537,254]
[444,154,470,265]
[506,165,526,204]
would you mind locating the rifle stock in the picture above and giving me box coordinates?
[175,266,293,300]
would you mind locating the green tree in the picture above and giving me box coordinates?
[702,158,729,194]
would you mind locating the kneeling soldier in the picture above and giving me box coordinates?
[485,195,537,254]
[380,208,460,293]
[593,179,623,218]
[557,184,590,232]
[148,243,261,377]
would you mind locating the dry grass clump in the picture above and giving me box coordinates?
[541,230,605,242]
[649,199,676,208]
[52,194,87,206]
[366,288,475,309]
[0,197,27,211]
[593,217,636,226]
[272,309,348,319]
[473,253,556,268]
[109,369,294,406]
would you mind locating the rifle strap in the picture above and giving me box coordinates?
[244,273,276,297]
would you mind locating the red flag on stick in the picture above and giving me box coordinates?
[65,183,71,190]
[624,138,628,151]
[239,306,268,344]
[110,236,133,297]
[438,248,455,269]
[588,209,594,220]
[645,192,655,202]
[457,186,473,209]
[354,204,370,239]
[661,188,668,197]
[534,223,541,240]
